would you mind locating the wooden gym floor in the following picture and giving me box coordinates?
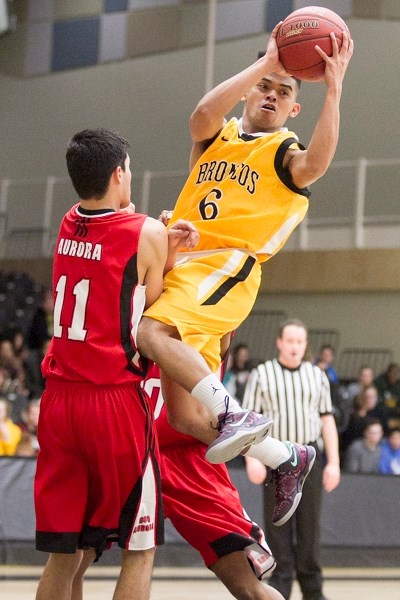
[1,566,400,599]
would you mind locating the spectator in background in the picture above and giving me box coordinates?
[379,428,400,475]
[346,365,374,404]
[0,364,29,424]
[314,344,351,434]
[0,396,22,455]
[0,338,23,380]
[11,328,29,363]
[314,344,339,385]
[16,397,40,457]
[16,430,39,457]
[339,384,381,459]
[26,287,54,350]
[0,337,29,399]
[223,343,254,405]
[343,418,383,474]
[337,365,375,436]
[329,383,351,435]
[374,363,400,431]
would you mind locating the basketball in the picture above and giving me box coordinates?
[276,6,350,82]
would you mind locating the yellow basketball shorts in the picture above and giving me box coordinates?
[144,250,261,372]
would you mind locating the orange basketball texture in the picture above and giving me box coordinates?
[276,6,350,82]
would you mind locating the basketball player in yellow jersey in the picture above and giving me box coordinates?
[138,23,353,481]
[168,109,310,262]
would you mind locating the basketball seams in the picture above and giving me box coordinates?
[282,15,347,29]
[278,18,345,49]
[276,7,350,80]
[279,33,342,49]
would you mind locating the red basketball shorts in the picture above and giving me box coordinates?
[35,380,164,554]
[160,440,275,575]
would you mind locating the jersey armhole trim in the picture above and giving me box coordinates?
[274,137,311,198]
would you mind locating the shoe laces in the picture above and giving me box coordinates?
[211,395,231,431]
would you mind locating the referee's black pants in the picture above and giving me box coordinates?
[263,442,324,600]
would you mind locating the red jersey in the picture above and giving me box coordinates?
[143,364,275,576]
[144,363,195,446]
[144,363,225,447]
[42,204,149,385]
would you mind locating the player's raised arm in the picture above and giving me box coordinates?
[188,23,288,168]
[286,30,354,189]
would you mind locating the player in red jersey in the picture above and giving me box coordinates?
[34,128,198,600]
[68,362,285,600]
[146,364,285,600]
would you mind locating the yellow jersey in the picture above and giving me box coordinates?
[170,118,310,263]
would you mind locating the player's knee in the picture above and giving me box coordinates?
[121,547,155,564]
[136,317,175,359]
[166,408,191,435]
[48,550,84,579]
[166,400,214,438]
[211,553,275,600]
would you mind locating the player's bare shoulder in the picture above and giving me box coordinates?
[138,217,168,264]
[141,215,166,236]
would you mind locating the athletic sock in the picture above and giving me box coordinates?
[191,374,243,417]
[244,437,291,469]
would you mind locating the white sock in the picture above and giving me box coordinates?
[244,437,291,469]
[191,374,243,417]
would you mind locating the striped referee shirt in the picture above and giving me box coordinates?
[242,359,333,445]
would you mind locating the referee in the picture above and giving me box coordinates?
[243,318,340,600]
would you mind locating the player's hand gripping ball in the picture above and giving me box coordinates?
[276,5,350,81]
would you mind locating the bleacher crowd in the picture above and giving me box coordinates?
[1,270,400,476]
[0,271,52,457]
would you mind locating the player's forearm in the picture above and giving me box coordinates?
[189,55,275,142]
[307,84,342,170]
[292,85,342,188]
